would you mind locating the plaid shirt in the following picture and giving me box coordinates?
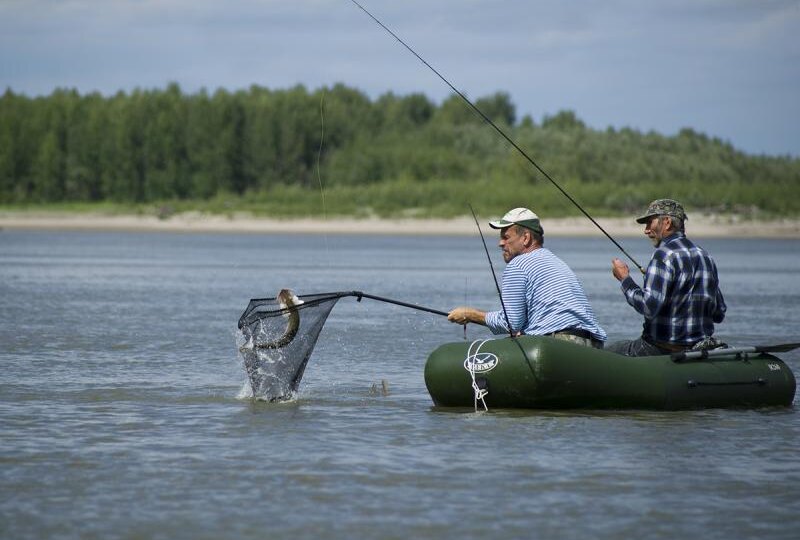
[620,232,726,345]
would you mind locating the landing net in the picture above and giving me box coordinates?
[237,292,343,401]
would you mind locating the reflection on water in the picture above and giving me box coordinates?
[1,231,798,540]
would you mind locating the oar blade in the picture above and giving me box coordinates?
[754,342,800,353]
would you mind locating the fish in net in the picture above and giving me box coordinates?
[237,290,343,401]
[236,290,447,401]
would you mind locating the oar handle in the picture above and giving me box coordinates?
[348,291,449,317]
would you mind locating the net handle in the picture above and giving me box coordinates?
[346,291,449,317]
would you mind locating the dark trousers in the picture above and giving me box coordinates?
[606,337,667,357]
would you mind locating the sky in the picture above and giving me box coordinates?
[1,0,799,157]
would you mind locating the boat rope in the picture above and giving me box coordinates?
[348,0,645,274]
[465,339,490,412]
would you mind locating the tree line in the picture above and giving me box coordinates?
[1,83,798,217]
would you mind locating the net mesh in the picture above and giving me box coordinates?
[237,291,343,401]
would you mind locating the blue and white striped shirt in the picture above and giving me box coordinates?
[485,248,607,341]
[620,232,726,345]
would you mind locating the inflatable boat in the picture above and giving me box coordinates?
[424,336,796,410]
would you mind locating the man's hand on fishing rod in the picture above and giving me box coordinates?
[611,258,630,281]
[448,307,487,326]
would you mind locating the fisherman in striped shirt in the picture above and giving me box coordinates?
[609,199,726,356]
[448,207,607,348]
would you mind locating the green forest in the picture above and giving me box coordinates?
[1,83,798,219]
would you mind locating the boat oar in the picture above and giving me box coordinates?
[672,342,800,363]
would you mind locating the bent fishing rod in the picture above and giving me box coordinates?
[348,0,645,274]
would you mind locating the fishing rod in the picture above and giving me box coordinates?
[469,204,514,337]
[348,0,645,274]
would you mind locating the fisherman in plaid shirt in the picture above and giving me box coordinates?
[608,199,726,356]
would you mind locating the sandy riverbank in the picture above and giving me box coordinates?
[1,211,798,238]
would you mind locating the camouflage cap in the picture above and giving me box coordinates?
[635,199,687,224]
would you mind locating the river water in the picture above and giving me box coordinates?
[1,230,799,539]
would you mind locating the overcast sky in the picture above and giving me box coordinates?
[1,0,798,157]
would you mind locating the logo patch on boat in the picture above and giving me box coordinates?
[464,352,499,373]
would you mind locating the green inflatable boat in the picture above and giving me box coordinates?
[424,336,797,410]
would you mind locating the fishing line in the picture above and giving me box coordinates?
[463,277,468,340]
[469,204,514,337]
[348,0,645,273]
[317,91,331,266]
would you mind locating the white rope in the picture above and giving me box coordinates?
[465,339,490,412]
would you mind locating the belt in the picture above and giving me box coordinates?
[547,327,594,340]
[644,336,696,352]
